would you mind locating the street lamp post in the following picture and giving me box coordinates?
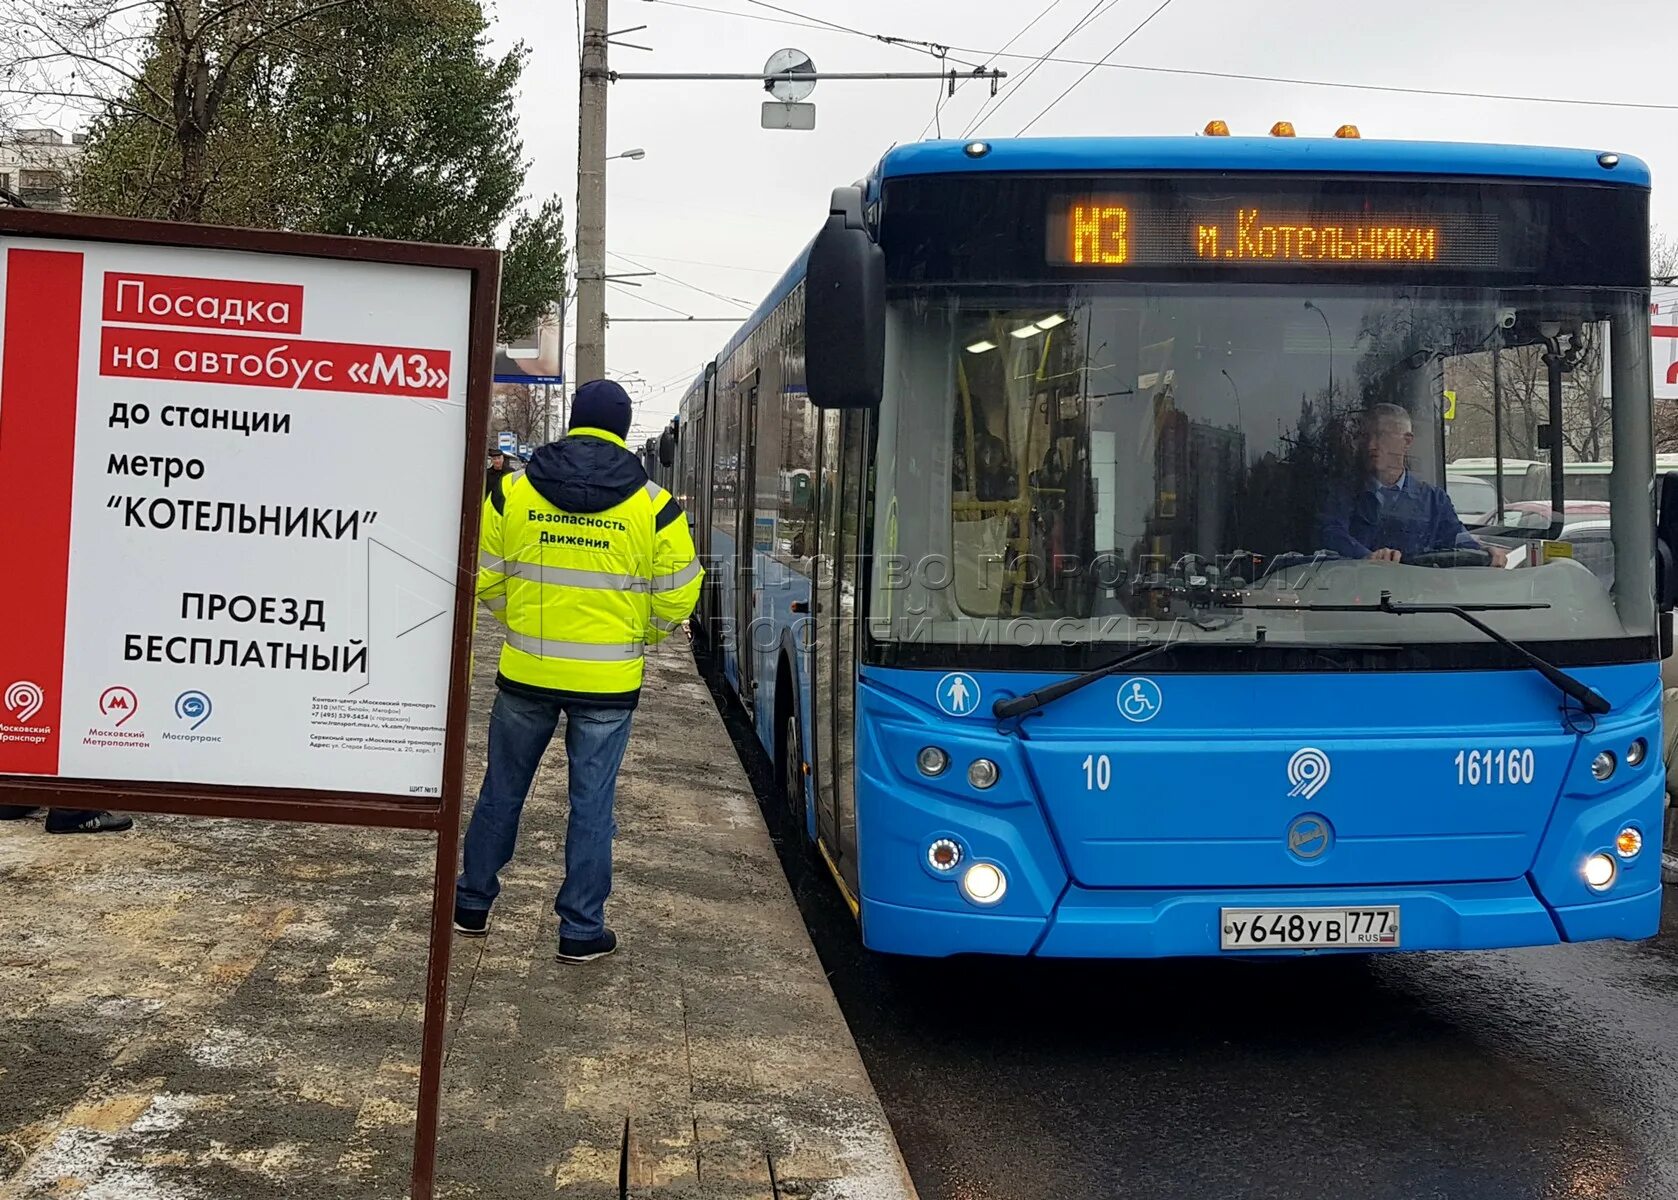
[1303,300,1333,399]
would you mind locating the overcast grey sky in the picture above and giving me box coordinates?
[487,0,1678,441]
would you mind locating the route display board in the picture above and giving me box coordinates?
[0,209,497,1200]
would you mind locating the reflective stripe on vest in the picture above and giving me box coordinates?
[480,549,504,572]
[503,560,651,592]
[505,630,645,661]
[651,616,681,633]
[651,558,702,591]
[481,594,507,612]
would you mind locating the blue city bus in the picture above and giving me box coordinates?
[667,134,1674,957]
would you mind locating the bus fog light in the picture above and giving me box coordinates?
[1584,853,1616,890]
[1616,827,1643,859]
[927,839,962,873]
[1626,738,1647,767]
[960,862,1007,905]
[1590,751,1616,781]
[917,746,949,777]
[967,758,1000,789]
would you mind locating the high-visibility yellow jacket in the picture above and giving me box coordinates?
[477,426,703,707]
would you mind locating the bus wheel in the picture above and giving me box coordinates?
[1662,792,1677,886]
[782,712,807,842]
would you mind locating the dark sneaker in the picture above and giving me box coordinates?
[453,906,490,937]
[557,929,617,964]
[0,805,41,820]
[45,810,133,834]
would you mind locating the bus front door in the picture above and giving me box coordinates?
[813,408,866,897]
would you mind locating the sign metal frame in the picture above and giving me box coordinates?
[0,207,497,1200]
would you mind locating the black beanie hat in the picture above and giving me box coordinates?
[569,379,632,439]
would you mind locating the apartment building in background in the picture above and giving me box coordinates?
[0,128,84,210]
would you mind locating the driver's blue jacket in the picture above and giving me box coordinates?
[1317,471,1476,560]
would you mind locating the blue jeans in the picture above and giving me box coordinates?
[456,688,635,941]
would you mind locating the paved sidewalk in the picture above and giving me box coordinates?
[0,629,915,1200]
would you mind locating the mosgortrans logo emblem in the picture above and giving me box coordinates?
[5,681,44,723]
[1,680,52,746]
[175,690,212,730]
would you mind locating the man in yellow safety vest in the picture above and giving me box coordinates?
[455,379,702,962]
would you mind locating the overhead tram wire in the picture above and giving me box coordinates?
[957,0,1115,138]
[606,286,740,324]
[951,44,1678,115]
[615,251,780,277]
[1015,0,1177,136]
[606,286,703,319]
[918,0,1071,141]
[741,0,988,68]
[958,0,1123,139]
[640,0,831,35]
[643,0,985,68]
[649,0,1678,115]
[607,250,755,308]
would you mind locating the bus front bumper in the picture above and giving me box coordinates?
[860,877,1662,958]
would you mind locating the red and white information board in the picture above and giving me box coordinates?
[1656,289,1678,402]
[0,222,491,803]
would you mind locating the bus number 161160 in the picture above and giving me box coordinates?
[1454,748,1535,786]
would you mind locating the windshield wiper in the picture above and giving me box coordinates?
[1235,590,1610,715]
[992,637,1262,720]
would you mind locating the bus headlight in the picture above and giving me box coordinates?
[1583,853,1617,891]
[1626,738,1647,767]
[1590,751,1616,781]
[967,758,1000,789]
[960,862,1007,905]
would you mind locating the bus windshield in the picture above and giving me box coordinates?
[871,284,1654,664]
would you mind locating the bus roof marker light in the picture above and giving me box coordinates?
[964,141,991,158]
[965,339,997,354]
[1598,152,1620,169]
[1334,124,1361,139]
[1270,121,1296,137]
[1203,119,1230,136]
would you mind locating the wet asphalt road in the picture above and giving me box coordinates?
[702,659,1678,1200]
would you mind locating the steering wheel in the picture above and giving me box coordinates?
[1408,548,1492,569]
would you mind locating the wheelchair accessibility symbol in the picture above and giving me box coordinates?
[1116,677,1162,723]
[936,672,982,717]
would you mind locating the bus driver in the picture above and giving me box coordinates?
[1318,403,1509,567]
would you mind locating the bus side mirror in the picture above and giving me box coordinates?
[806,185,883,410]
[658,429,675,468]
[1657,472,1678,611]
